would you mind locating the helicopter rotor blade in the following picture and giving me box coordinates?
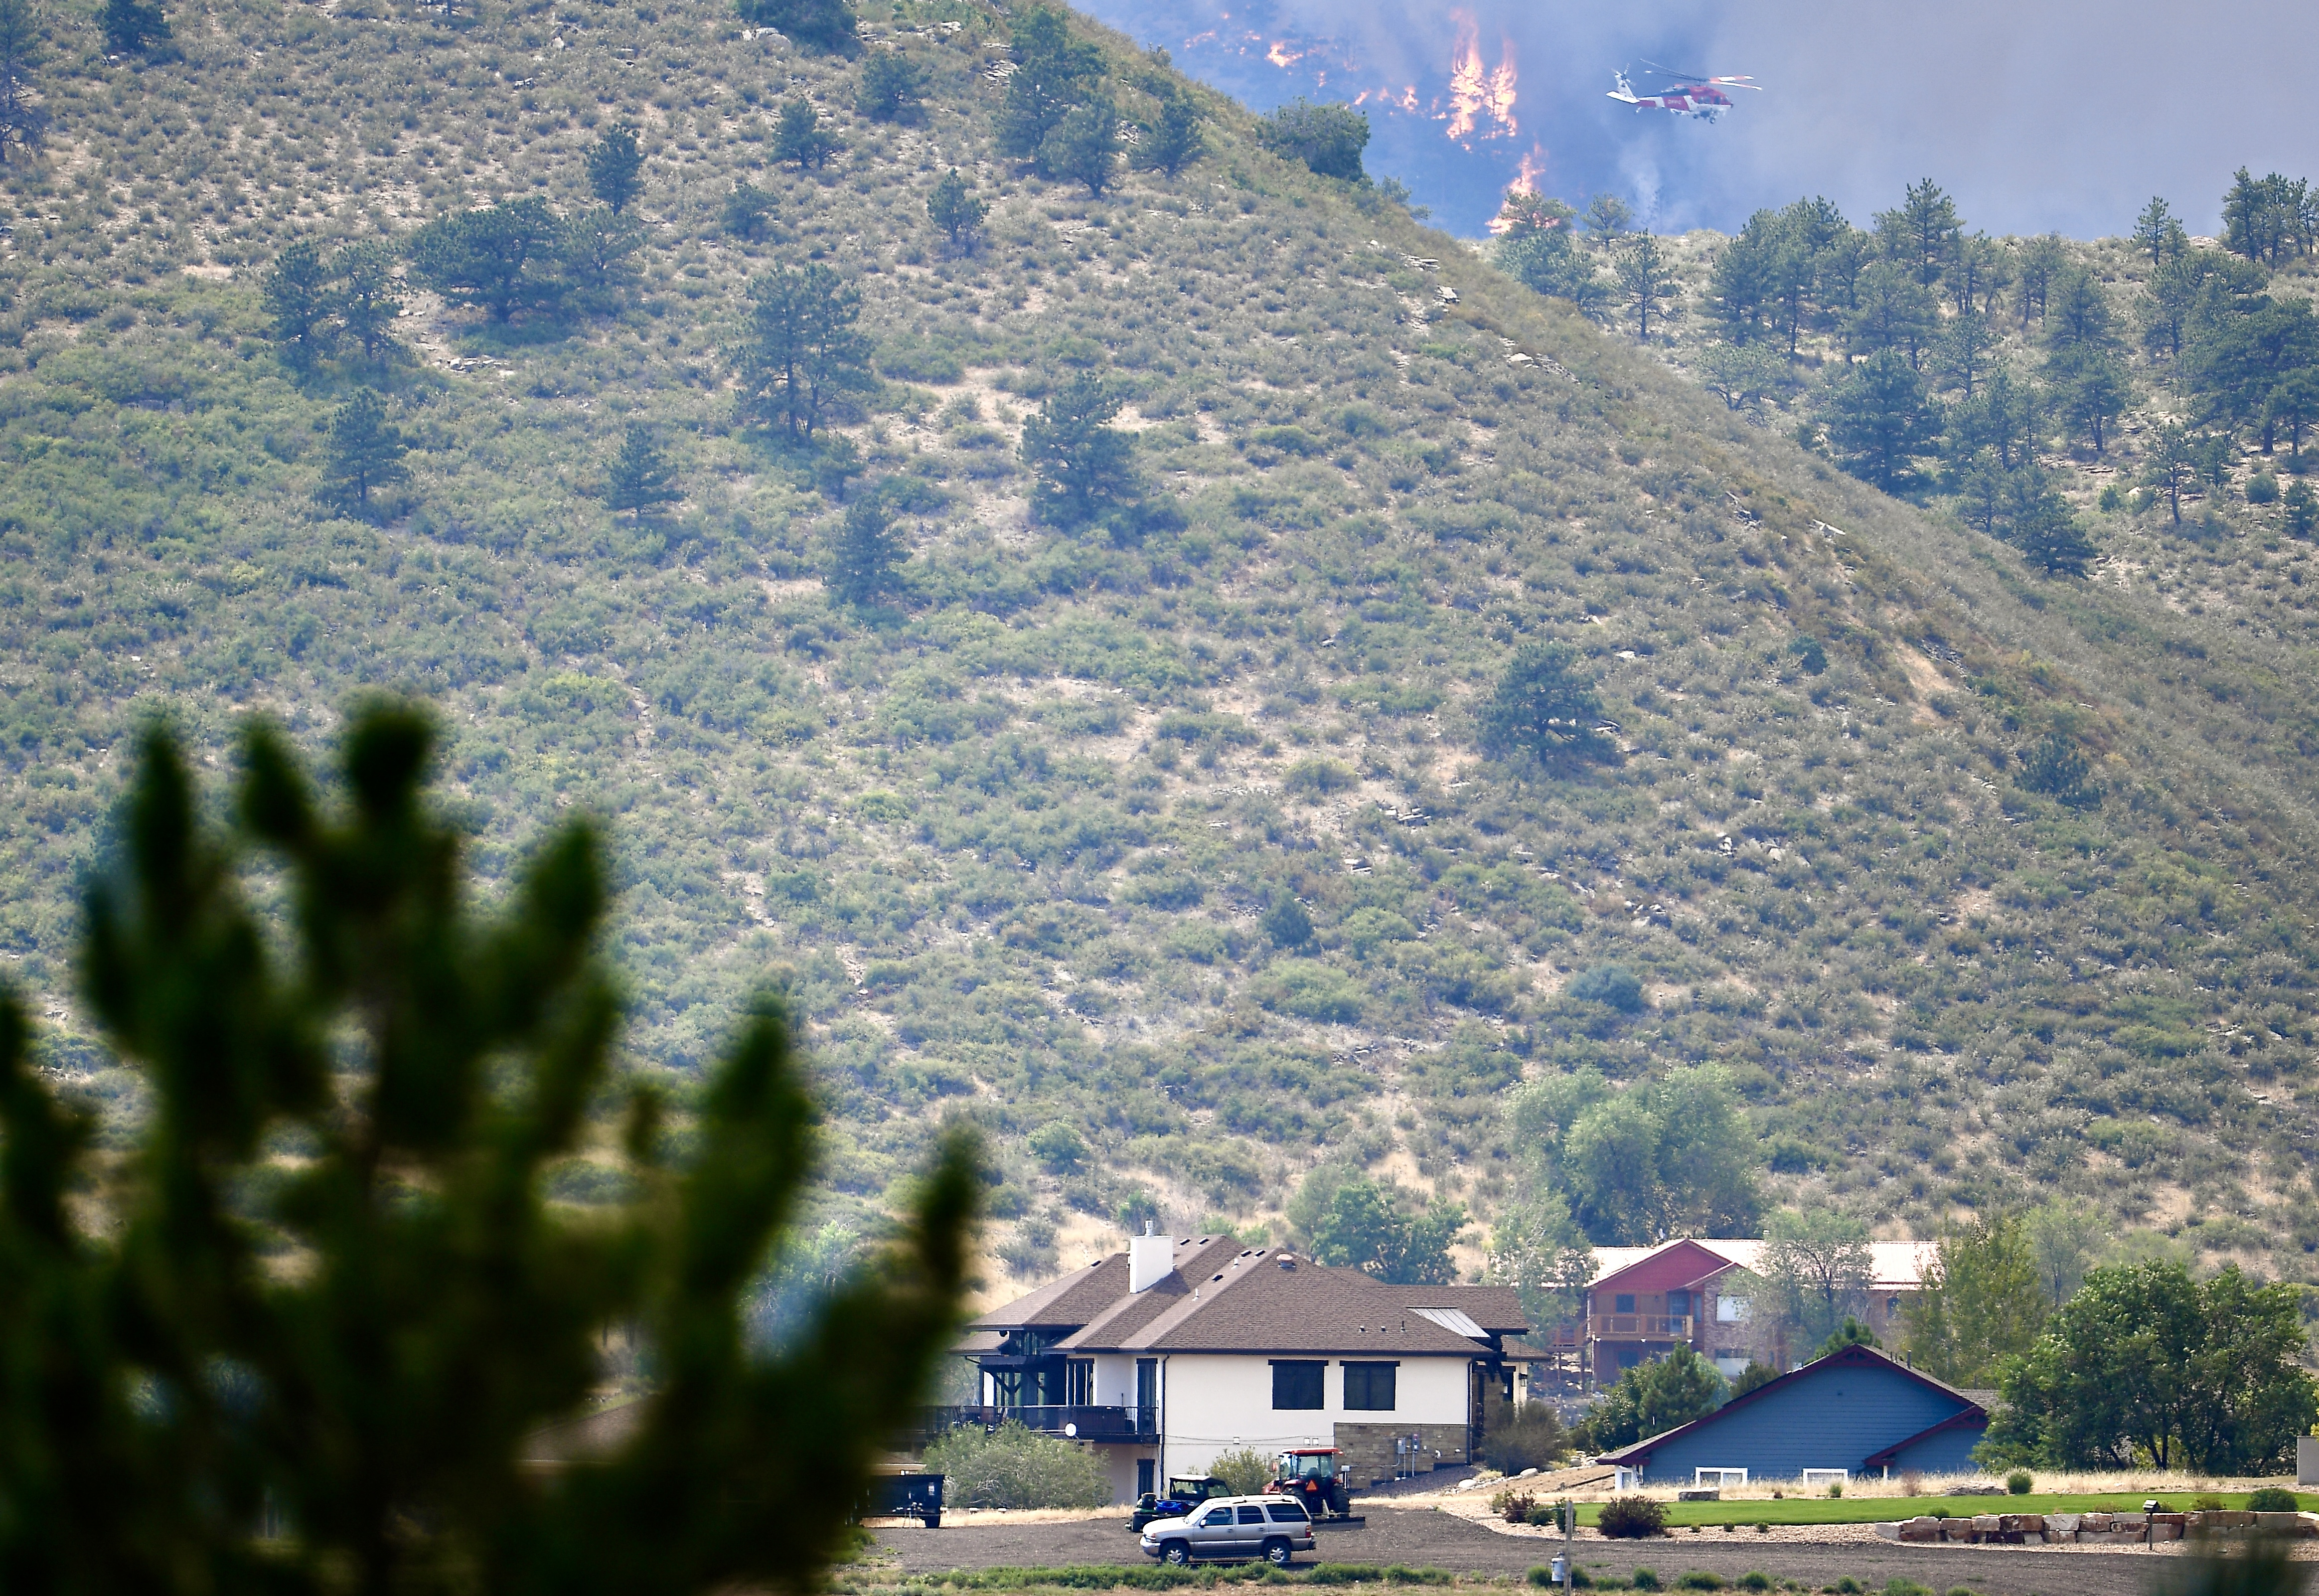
[1639,57,1715,82]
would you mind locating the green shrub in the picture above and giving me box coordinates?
[1283,758,1357,795]
[1381,1568,1452,1586]
[1307,1567,1388,1587]
[1211,1445,1274,1496]
[1677,1574,1725,1590]
[1483,1406,1570,1473]
[1632,1572,1661,1591]
[1739,1577,1772,1592]
[1599,1497,1669,1539]
[2246,1488,2301,1512]
[2005,1469,2032,1495]
[921,1420,1111,1509]
[1883,1582,1932,1596]
[1252,959,1363,1023]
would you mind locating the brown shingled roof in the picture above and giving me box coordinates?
[975,1241,1530,1357]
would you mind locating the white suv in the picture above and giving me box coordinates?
[1139,1493,1316,1567]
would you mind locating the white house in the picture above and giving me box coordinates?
[949,1232,1528,1505]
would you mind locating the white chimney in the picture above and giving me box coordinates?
[1129,1223,1174,1293]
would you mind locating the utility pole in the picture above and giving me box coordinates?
[1554,1497,1574,1593]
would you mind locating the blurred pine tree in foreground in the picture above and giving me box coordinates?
[0,703,974,1595]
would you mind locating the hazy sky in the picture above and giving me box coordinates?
[1080,0,2319,240]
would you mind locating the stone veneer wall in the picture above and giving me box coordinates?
[1334,1422,1470,1488]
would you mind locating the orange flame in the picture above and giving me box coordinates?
[1266,38,1304,68]
[1512,146,1546,195]
[1440,11,1517,146]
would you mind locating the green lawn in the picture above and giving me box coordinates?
[1569,1491,2310,1529]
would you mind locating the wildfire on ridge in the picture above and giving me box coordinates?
[1486,147,1552,233]
[1442,10,1517,146]
[1266,39,1304,69]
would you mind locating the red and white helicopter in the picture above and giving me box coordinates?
[1607,61,1761,122]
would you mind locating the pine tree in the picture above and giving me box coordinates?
[995,5,1105,161]
[408,199,564,322]
[1138,84,1204,175]
[2141,421,2198,525]
[1614,231,1676,341]
[1037,93,1119,197]
[319,389,409,512]
[0,0,46,163]
[1582,193,1631,251]
[1825,349,1942,490]
[926,168,986,254]
[854,50,927,123]
[722,181,773,241]
[2013,479,2096,577]
[771,98,839,168]
[1019,371,1137,530]
[585,123,644,212]
[2018,731,2099,805]
[0,706,973,1594]
[1873,177,1961,287]
[829,495,907,605]
[2286,479,2317,538]
[2132,195,2187,269]
[101,0,170,55]
[1477,642,1613,769]
[605,423,679,522]
[332,240,404,369]
[735,263,873,441]
[736,0,857,53]
[263,237,336,365]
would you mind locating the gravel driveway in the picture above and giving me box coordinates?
[869,1502,2208,1596]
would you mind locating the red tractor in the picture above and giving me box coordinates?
[1271,1448,1359,1523]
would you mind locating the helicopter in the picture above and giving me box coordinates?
[1607,60,1761,122]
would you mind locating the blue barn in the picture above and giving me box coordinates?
[1596,1344,1988,1483]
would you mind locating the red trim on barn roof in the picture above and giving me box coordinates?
[1594,1344,1986,1467]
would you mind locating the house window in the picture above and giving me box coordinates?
[1614,1294,1636,1314]
[1717,1296,1750,1323]
[1343,1362,1398,1411]
[1271,1360,1326,1409]
[1066,1360,1093,1406]
[1667,1290,1691,1316]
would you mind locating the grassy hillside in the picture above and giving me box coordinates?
[3,0,2316,1293]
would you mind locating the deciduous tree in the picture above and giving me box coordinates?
[1303,1174,1465,1285]
[1900,1214,2047,1387]
[1984,1262,2317,1472]
[1758,1208,1872,1355]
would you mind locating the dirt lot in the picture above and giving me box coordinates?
[866,1501,2246,1596]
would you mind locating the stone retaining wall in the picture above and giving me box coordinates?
[1876,1510,2319,1545]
